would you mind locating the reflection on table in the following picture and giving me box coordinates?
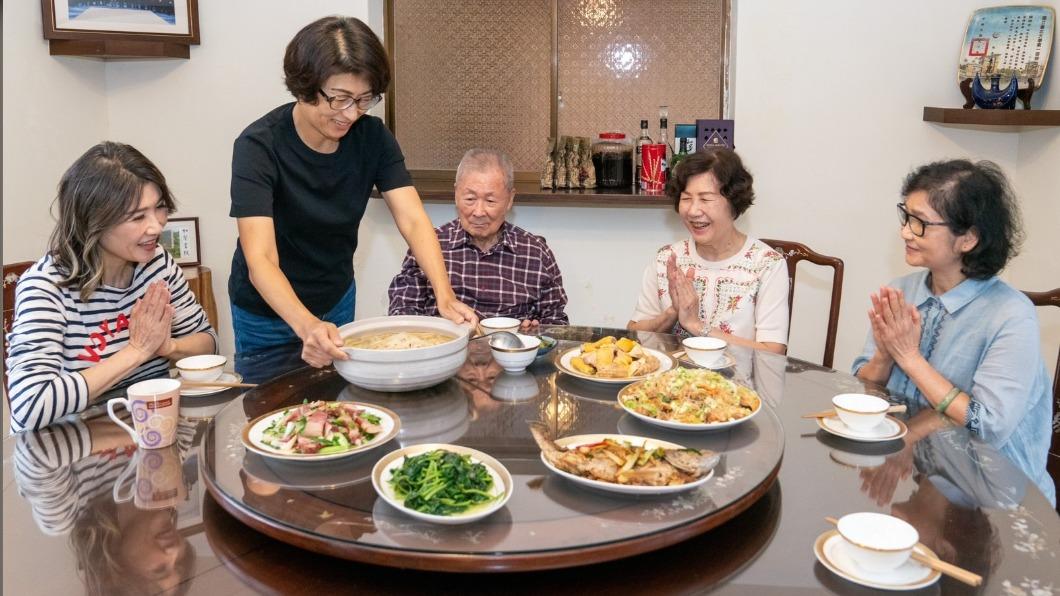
[3,326,1057,594]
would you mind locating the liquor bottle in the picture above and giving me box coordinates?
[669,124,694,171]
[634,119,652,190]
[658,106,670,181]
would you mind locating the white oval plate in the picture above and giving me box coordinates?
[616,377,761,432]
[817,415,908,443]
[242,402,400,462]
[556,346,676,385]
[814,530,940,590]
[539,433,715,495]
[372,443,512,525]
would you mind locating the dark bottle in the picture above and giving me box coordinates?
[634,120,652,190]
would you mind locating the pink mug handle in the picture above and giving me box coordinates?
[107,397,139,444]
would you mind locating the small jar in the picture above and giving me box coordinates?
[591,132,633,188]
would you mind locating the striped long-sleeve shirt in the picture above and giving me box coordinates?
[5,247,216,432]
[14,414,199,536]
[387,220,569,325]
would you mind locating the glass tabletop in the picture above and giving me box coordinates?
[201,328,784,569]
[4,326,1058,594]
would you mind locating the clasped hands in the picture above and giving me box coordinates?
[664,252,704,335]
[128,280,176,361]
[868,286,922,368]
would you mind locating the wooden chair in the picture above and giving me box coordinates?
[3,261,34,396]
[760,239,844,368]
[1023,287,1060,511]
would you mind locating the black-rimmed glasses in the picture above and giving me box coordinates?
[896,203,948,237]
[318,89,382,111]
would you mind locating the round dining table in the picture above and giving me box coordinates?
[3,326,1057,595]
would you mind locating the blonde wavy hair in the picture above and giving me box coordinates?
[49,142,175,300]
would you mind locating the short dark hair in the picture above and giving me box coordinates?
[666,148,755,218]
[283,16,391,103]
[49,142,176,300]
[901,159,1024,279]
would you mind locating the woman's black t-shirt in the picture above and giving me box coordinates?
[228,103,413,317]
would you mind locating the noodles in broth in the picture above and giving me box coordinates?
[344,331,456,350]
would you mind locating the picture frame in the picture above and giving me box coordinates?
[161,217,201,267]
[41,0,200,45]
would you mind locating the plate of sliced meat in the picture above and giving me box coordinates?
[242,400,400,462]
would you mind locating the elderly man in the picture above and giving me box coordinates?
[388,148,568,330]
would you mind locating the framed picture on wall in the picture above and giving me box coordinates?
[161,217,201,267]
[41,0,200,45]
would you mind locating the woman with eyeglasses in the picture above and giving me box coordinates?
[853,159,1053,505]
[229,16,475,372]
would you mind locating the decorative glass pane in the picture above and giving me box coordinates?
[556,0,725,141]
[391,0,552,171]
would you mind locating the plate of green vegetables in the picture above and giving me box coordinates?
[371,444,512,524]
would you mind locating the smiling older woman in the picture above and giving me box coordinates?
[853,159,1053,506]
[5,142,217,432]
[628,149,789,354]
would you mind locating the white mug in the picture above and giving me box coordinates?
[113,445,187,509]
[107,378,182,449]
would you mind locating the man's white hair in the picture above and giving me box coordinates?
[455,148,514,192]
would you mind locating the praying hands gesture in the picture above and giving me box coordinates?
[666,252,705,336]
[128,280,175,361]
[857,286,923,384]
[870,287,922,367]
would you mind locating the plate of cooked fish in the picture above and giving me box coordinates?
[618,367,762,431]
[556,336,675,385]
[529,424,719,495]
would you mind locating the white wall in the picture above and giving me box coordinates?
[2,1,109,262]
[3,0,1058,371]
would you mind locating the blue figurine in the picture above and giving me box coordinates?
[971,73,1018,109]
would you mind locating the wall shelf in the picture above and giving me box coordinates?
[47,39,190,59]
[923,107,1060,129]
[373,178,673,208]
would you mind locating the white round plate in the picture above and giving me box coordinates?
[372,443,512,525]
[540,433,715,495]
[617,377,761,431]
[814,530,940,590]
[170,371,244,396]
[556,346,676,385]
[673,351,737,370]
[241,402,400,462]
[818,415,907,443]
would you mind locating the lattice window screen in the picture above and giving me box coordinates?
[388,0,725,173]
[556,0,724,141]
[390,0,552,172]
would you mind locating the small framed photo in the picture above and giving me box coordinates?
[41,0,200,44]
[161,217,201,267]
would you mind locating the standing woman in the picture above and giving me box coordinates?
[229,16,475,370]
[6,142,217,432]
[628,149,789,353]
[854,159,1053,505]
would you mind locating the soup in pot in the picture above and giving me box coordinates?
[344,331,456,350]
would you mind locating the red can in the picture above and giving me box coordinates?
[640,144,667,192]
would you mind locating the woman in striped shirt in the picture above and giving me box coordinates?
[5,142,217,431]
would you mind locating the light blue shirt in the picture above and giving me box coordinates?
[853,271,1054,506]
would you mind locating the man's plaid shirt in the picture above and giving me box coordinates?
[387,220,569,324]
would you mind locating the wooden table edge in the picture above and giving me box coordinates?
[201,456,782,573]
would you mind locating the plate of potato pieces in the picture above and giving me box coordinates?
[556,336,675,385]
